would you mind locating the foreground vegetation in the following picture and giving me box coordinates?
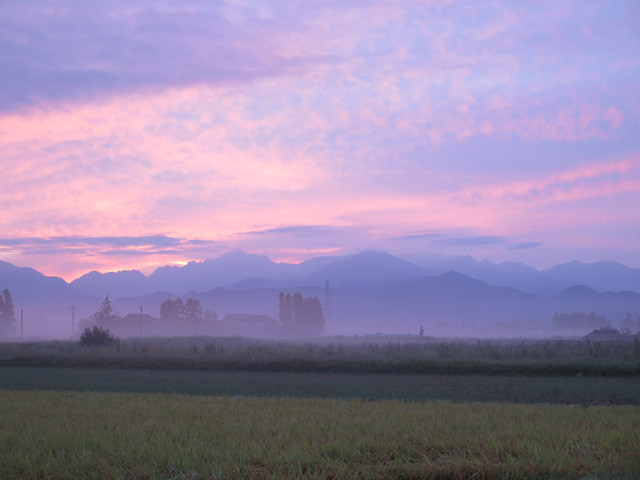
[2,335,640,376]
[2,337,639,478]
[1,390,638,479]
[2,366,640,405]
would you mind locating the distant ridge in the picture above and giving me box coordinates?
[72,270,150,298]
[543,260,640,293]
[13,251,640,300]
[560,285,599,297]
[0,260,92,305]
[303,250,433,285]
[8,249,640,301]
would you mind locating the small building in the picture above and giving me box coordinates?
[108,313,159,337]
[584,326,636,342]
[123,313,158,325]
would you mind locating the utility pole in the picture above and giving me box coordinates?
[20,309,23,342]
[71,306,75,338]
[139,305,143,337]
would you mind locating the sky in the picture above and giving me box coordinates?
[1,0,639,282]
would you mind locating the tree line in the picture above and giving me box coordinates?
[159,297,218,325]
[278,292,324,337]
[77,290,325,344]
[552,311,640,334]
[0,288,16,339]
[78,295,216,345]
[79,296,216,332]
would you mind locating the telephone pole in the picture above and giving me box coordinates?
[20,309,23,342]
[71,306,75,338]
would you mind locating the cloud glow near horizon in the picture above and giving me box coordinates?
[1,1,639,281]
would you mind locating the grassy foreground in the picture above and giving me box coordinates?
[1,390,639,479]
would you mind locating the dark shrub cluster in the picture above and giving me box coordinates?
[80,326,115,347]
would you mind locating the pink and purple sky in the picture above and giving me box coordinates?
[1,1,639,281]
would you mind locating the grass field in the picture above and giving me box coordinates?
[1,390,639,479]
[2,337,639,478]
[2,366,640,404]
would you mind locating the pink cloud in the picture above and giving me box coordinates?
[1,1,638,276]
[604,108,624,129]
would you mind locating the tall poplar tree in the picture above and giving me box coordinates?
[0,288,16,338]
[278,291,324,336]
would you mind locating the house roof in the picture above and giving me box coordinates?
[223,314,278,324]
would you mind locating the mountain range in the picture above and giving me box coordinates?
[1,251,639,339]
[68,250,640,298]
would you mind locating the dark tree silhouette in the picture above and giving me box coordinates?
[76,295,121,334]
[203,308,218,323]
[278,292,294,329]
[95,295,116,323]
[0,288,16,338]
[160,298,185,324]
[552,311,608,331]
[292,292,304,323]
[184,298,203,324]
[301,296,324,336]
[620,312,640,333]
[278,291,324,336]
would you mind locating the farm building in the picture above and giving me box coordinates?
[222,314,281,338]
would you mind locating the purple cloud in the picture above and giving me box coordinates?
[436,236,506,247]
[0,1,336,112]
[390,233,443,241]
[507,242,543,251]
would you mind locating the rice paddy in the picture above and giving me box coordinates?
[1,390,639,479]
[1,337,639,478]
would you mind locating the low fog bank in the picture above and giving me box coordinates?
[2,266,639,342]
[4,303,639,342]
[4,286,640,342]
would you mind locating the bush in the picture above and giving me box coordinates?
[80,326,115,347]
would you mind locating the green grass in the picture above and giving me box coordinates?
[2,366,640,404]
[1,390,638,479]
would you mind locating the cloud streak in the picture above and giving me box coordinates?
[0,236,217,255]
[243,225,339,237]
[506,242,543,251]
[435,236,506,247]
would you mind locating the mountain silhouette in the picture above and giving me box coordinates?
[2,252,640,339]
[543,260,640,293]
[0,260,92,306]
[304,250,433,286]
[72,270,151,298]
